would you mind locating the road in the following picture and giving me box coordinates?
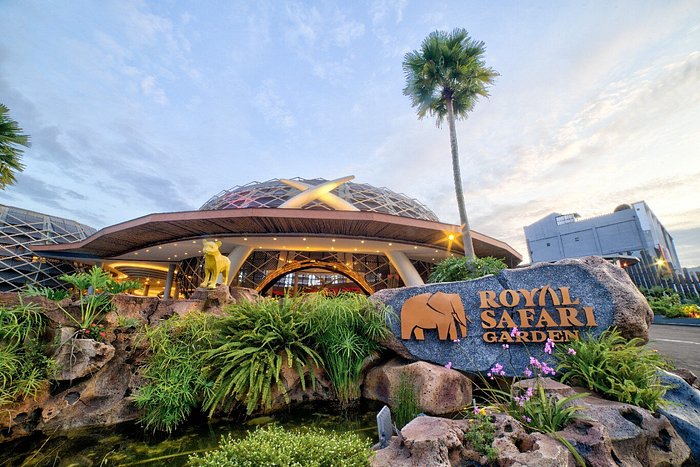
[647,324,700,377]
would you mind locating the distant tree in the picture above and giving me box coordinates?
[402,29,498,259]
[0,103,30,189]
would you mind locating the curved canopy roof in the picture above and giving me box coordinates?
[31,208,522,267]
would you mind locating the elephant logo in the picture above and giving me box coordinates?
[400,292,470,341]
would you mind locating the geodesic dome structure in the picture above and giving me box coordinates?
[199,178,439,222]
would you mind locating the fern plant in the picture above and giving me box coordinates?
[554,328,672,411]
[201,296,322,416]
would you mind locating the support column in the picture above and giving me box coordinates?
[163,264,176,299]
[385,251,424,287]
[226,245,254,286]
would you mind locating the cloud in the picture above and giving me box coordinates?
[253,80,296,129]
[140,75,168,104]
[370,0,407,25]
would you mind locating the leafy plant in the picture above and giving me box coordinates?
[201,296,321,416]
[133,313,213,433]
[23,284,69,302]
[188,425,372,467]
[554,328,672,411]
[428,256,507,283]
[392,374,420,429]
[463,409,498,463]
[305,293,391,405]
[0,299,55,405]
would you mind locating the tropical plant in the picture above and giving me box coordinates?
[428,255,507,283]
[462,409,498,463]
[23,284,70,302]
[188,425,372,467]
[58,266,140,332]
[305,293,391,405]
[0,103,30,190]
[0,299,55,405]
[403,29,498,259]
[201,296,321,416]
[133,313,213,433]
[392,374,420,429]
[554,328,672,411]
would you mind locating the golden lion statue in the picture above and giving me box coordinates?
[200,240,231,289]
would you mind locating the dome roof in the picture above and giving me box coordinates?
[199,177,439,222]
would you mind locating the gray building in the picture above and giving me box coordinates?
[524,201,681,271]
[0,204,95,292]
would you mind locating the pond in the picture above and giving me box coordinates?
[1,402,382,466]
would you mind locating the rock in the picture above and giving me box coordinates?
[670,367,698,388]
[372,256,652,376]
[512,377,576,396]
[565,390,691,466]
[155,298,202,320]
[190,284,233,313]
[265,361,333,413]
[109,294,160,325]
[229,287,259,304]
[53,331,115,381]
[658,370,700,463]
[492,413,575,467]
[362,358,472,416]
[371,416,470,467]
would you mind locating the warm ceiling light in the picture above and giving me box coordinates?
[303,238,307,241]
[134,252,138,255]
[145,249,150,252]
[448,234,455,241]
[375,250,379,253]
[158,246,162,249]
[360,240,365,244]
[434,249,438,253]
[167,257,171,260]
[243,237,248,241]
[388,243,393,246]
[174,243,178,246]
[413,246,418,249]
[198,250,201,253]
[184,252,188,255]
[354,248,357,251]
[432,258,435,261]
[273,237,277,241]
[332,239,336,242]
[331,247,335,250]
[174,254,178,258]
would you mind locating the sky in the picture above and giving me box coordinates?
[0,0,699,266]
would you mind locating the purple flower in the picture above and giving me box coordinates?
[544,338,556,355]
[502,343,510,350]
[444,361,453,370]
[453,338,461,343]
[523,416,532,423]
[473,405,480,415]
[524,368,533,378]
[568,347,577,356]
[510,326,519,337]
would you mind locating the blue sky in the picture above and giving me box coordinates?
[1,0,699,266]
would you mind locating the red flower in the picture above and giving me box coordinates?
[100,331,106,337]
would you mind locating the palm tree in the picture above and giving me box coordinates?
[402,29,498,259]
[0,103,30,190]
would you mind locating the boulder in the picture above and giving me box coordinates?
[372,256,653,376]
[658,370,700,463]
[109,294,160,324]
[362,358,472,416]
[491,414,575,467]
[564,390,690,466]
[229,287,259,304]
[190,284,233,313]
[53,330,115,381]
[372,416,470,467]
[265,362,333,413]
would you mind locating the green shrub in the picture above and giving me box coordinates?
[554,328,672,411]
[463,410,498,463]
[188,425,372,467]
[23,284,69,301]
[0,299,55,405]
[133,313,213,433]
[202,296,321,416]
[392,374,420,429]
[428,256,507,283]
[305,293,391,405]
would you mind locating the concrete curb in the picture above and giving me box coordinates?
[653,316,700,327]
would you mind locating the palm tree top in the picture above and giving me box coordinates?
[402,28,499,127]
[0,103,30,189]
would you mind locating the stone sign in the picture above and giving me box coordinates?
[373,256,652,376]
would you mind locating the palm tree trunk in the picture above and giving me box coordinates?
[446,98,476,259]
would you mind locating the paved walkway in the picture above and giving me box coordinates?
[648,324,700,376]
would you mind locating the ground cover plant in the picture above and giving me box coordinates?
[0,299,55,405]
[304,292,391,405]
[554,328,672,411]
[133,312,214,433]
[428,256,507,283]
[188,425,372,467]
[639,286,700,318]
[462,409,498,463]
